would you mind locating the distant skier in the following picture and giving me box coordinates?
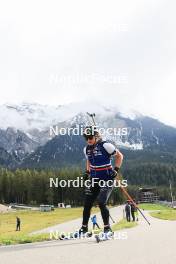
[125,201,131,222]
[135,201,139,221]
[91,215,100,229]
[133,200,139,221]
[79,126,123,235]
[16,216,21,231]
[130,202,136,221]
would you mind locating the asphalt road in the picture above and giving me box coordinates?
[0,208,176,264]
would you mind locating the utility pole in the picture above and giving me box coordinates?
[169,180,174,207]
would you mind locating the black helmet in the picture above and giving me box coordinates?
[83,126,99,139]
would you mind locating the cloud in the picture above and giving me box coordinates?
[0,0,175,126]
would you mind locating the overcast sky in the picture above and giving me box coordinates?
[0,0,176,126]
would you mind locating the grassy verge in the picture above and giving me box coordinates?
[111,219,138,231]
[0,207,138,245]
[0,207,99,245]
[0,234,50,246]
[138,203,169,211]
[150,209,176,220]
[90,219,137,236]
[137,203,176,221]
[48,219,138,241]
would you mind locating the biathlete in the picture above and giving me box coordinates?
[79,126,123,235]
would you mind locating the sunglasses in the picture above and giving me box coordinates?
[83,135,94,140]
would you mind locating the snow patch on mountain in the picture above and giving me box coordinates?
[0,101,137,132]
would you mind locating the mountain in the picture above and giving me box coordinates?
[21,134,86,169]
[0,147,18,168]
[0,101,136,164]
[0,102,122,151]
[0,102,63,131]
[0,102,65,162]
[0,127,40,160]
[0,101,121,131]
[0,102,176,169]
[21,114,176,169]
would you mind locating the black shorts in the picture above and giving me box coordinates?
[84,181,113,205]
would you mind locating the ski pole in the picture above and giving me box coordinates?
[109,214,115,223]
[116,175,151,226]
[86,112,151,225]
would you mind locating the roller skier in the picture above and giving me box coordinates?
[78,126,123,237]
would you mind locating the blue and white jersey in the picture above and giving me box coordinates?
[84,140,117,180]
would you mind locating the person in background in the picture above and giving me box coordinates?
[125,201,131,222]
[91,214,100,229]
[134,200,139,221]
[16,216,21,231]
[130,202,136,221]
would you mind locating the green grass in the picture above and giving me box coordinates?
[112,219,138,231]
[0,233,50,246]
[49,219,138,240]
[0,207,98,245]
[90,219,137,235]
[138,203,169,211]
[0,207,138,245]
[150,209,176,220]
[138,203,176,221]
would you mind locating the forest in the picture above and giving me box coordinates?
[0,162,175,205]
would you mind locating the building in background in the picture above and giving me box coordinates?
[138,188,159,203]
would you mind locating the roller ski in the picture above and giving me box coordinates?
[95,226,114,243]
[59,226,92,240]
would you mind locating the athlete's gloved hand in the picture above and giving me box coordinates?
[84,170,90,181]
[114,167,120,173]
[111,167,120,178]
[83,171,92,194]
